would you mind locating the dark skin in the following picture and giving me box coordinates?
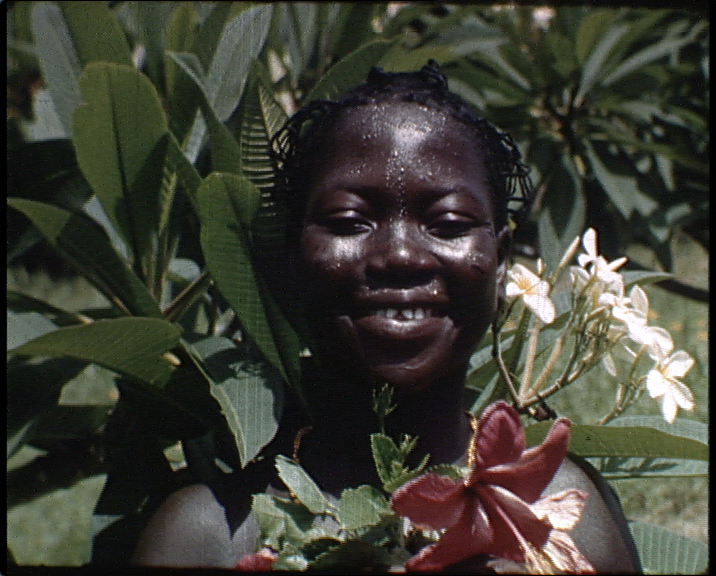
[132,101,640,573]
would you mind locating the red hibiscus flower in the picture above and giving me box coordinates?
[236,547,277,571]
[390,400,581,572]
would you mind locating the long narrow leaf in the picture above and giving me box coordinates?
[196,173,287,382]
[167,52,242,174]
[9,317,180,387]
[304,39,394,103]
[575,23,629,103]
[602,23,708,87]
[73,63,169,275]
[30,2,80,137]
[8,199,162,318]
[58,1,131,66]
[525,422,708,460]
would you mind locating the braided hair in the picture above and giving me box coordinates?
[269,61,534,238]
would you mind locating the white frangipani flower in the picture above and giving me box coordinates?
[646,347,695,424]
[576,228,627,293]
[506,263,556,324]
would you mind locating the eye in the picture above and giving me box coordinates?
[427,213,477,238]
[320,211,373,235]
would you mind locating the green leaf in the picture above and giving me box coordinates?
[584,141,658,219]
[7,199,163,318]
[73,62,169,273]
[58,1,132,67]
[28,404,113,444]
[180,4,272,163]
[304,39,394,103]
[182,335,284,467]
[525,423,708,461]
[235,60,287,192]
[602,21,708,87]
[30,2,81,137]
[9,317,180,387]
[629,521,708,575]
[311,538,391,571]
[163,2,198,98]
[538,153,586,273]
[576,22,629,102]
[196,172,290,382]
[588,416,708,479]
[621,270,673,287]
[205,4,273,121]
[275,455,333,515]
[575,9,617,65]
[167,51,242,174]
[7,356,88,458]
[337,485,391,531]
[370,433,428,493]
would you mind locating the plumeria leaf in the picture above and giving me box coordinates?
[620,269,673,287]
[588,416,708,478]
[525,423,708,461]
[7,199,163,318]
[182,334,283,468]
[337,485,391,531]
[73,63,169,274]
[275,455,333,515]
[9,317,180,387]
[629,521,708,575]
[303,39,394,103]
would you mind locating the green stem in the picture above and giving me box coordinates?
[162,269,213,323]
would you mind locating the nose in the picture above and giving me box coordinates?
[364,220,440,285]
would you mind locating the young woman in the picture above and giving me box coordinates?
[132,63,641,573]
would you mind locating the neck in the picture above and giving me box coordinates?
[296,361,472,494]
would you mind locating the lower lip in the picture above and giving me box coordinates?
[353,314,448,342]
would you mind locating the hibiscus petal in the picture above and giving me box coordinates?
[542,530,596,574]
[530,489,588,531]
[235,547,277,571]
[480,418,570,503]
[390,473,467,530]
[467,401,525,481]
[405,501,492,571]
[481,485,552,559]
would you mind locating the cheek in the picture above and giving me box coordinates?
[298,231,365,286]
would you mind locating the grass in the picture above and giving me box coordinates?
[6,233,708,565]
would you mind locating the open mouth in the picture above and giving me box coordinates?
[370,306,440,321]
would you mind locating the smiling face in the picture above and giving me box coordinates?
[296,101,508,395]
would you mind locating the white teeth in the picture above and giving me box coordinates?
[375,307,432,320]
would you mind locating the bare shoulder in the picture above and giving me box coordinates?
[544,455,642,574]
[131,483,259,568]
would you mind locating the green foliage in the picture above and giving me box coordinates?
[6,1,707,570]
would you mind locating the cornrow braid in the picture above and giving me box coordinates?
[269,60,534,238]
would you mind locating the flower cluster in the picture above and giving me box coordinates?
[502,228,696,424]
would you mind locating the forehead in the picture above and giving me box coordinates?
[310,101,491,196]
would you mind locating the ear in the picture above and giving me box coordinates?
[495,225,512,309]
